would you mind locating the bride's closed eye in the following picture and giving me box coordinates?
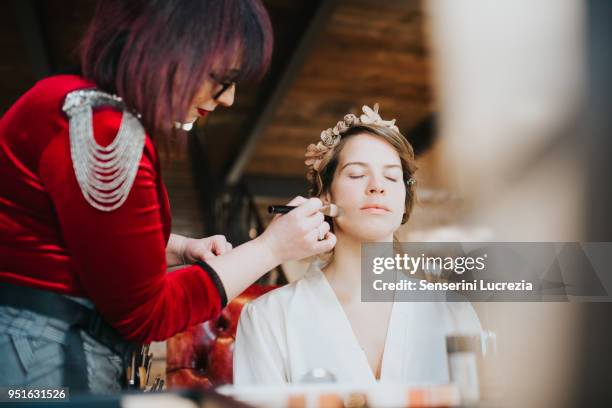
[384,169,402,183]
[347,172,399,181]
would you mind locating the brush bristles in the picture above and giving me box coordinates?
[322,204,343,217]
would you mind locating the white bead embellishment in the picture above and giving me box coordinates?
[62,89,145,212]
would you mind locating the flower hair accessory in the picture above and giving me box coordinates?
[305,103,399,172]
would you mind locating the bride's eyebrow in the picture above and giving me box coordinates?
[340,162,402,170]
[340,162,367,170]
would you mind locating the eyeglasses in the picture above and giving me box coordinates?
[209,73,236,101]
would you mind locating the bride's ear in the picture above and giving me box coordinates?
[321,191,332,205]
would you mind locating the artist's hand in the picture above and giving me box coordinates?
[258,196,336,264]
[182,235,233,264]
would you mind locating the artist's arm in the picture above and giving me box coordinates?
[206,196,336,301]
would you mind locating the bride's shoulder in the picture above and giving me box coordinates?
[245,262,321,313]
[247,279,299,312]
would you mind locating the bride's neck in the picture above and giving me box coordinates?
[323,230,393,301]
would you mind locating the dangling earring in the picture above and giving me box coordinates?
[174,120,195,131]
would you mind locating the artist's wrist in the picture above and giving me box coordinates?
[179,237,194,265]
[169,233,190,265]
[253,234,282,268]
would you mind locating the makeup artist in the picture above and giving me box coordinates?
[0,0,335,393]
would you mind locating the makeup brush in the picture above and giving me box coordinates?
[268,204,344,217]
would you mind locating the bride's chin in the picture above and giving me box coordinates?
[339,228,395,243]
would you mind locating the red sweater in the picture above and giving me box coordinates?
[0,75,224,343]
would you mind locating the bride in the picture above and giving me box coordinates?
[233,104,481,385]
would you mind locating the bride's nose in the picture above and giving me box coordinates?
[366,175,385,195]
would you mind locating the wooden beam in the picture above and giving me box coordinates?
[244,175,309,199]
[225,0,338,186]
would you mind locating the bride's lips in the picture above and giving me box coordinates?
[360,204,390,214]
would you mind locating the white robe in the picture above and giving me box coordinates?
[233,263,481,386]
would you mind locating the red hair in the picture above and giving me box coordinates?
[80,0,273,140]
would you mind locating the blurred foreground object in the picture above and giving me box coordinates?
[426,0,612,406]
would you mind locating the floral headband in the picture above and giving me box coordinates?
[304,104,415,188]
[305,103,399,172]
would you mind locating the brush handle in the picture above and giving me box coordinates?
[268,205,295,214]
[268,204,340,217]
